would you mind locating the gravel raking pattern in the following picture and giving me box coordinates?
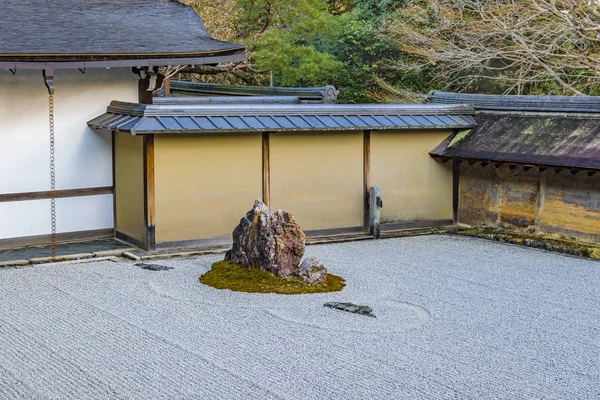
[0,235,598,399]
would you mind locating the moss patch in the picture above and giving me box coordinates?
[456,228,600,261]
[200,261,346,294]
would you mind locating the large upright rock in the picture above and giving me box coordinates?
[226,200,306,278]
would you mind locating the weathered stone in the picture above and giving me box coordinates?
[297,255,327,284]
[323,302,376,318]
[135,263,174,271]
[228,200,306,278]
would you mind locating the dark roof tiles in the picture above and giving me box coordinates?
[430,114,600,170]
[428,91,600,113]
[88,101,476,134]
[0,0,244,61]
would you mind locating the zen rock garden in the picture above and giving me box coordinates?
[200,200,345,294]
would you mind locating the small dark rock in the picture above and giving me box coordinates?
[135,263,173,271]
[324,302,376,318]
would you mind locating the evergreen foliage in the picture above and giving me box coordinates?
[180,0,600,102]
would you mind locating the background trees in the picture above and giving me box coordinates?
[179,0,600,102]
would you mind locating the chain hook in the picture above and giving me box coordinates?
[44,68,57,260]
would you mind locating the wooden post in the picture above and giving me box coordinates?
[138,71,156,250]
[164,77,171,97]
[138,76,154,105]
[262,132,270,207]
[363,130,371,229]
[111,131,117,236]
[143,135,156,251]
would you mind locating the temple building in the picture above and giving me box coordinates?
[0,0,244,249]
[429,92,600,243]
[2,1,597,255]
[1,1,474,252]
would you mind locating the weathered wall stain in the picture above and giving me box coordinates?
[459,165,600,244]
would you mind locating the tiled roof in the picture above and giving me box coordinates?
[428,91,600,113]
[430,114,600,170]
[0,0,244,62]
[88,101,476,135]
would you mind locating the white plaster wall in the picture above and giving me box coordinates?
[0,195,114,239]
[0,68,138,239]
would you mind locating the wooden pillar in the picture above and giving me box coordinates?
[143,136,156,251]
[138,77,154,105]
[262,132,270,207]
[111,131,117,236]
[363,130,371,229]
[164,78,171,97]
[138,71,156,250]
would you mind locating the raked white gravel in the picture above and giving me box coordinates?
[0,235,598,399]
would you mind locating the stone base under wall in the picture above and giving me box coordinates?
[458,163,600,244]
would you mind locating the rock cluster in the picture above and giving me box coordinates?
[225,200,327,283]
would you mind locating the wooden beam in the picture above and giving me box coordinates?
[138,76,154,105]
[262,132,270,207]
[0,186,113,203]
[111,131,117,235]
[139,68,157,251]
[115,231,145,249]
[163,77,171,97]
[143,135,156,251]
[363,130,371,229]
[0,228,114,251]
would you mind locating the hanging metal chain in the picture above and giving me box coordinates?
[49,94,57,260]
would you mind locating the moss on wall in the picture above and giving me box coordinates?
[458,164,600,244]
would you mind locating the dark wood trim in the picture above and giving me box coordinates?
[0,228,114,251]
[139,69,156,252]
[262,132,271,207]
[431,154,600,173]
[156,227,373,250]
[452,159,461,224]
[0,186,113,203]
[380,219,454,232]
[138,74,154,105]
[155,236,233,250]
[363,130,371,229]
[115,230,145,249]
[143,135,156,251]
[163,77,171,97]
[304,226,367,237]
[111,131,117,235]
